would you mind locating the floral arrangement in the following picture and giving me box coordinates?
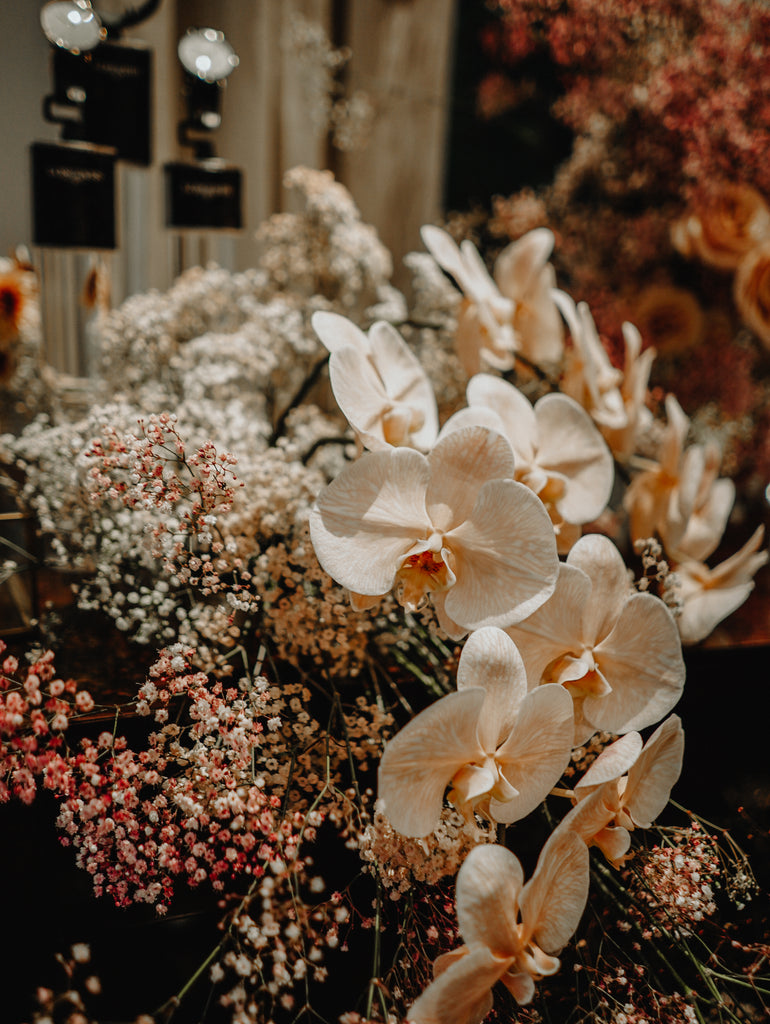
[472,0,770,492]
[1,164,768,1024]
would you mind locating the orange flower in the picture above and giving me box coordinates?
[633,284,704,357]
[734,240,770,350]
[672,182,770,271]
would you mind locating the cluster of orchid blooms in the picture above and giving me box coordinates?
[306,224,767,1020]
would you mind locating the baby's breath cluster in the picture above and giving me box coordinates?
[0,640,92,804]
[359,805,492,898]
[214,861,349,1024]
[57,645,294,912]
[625,825,721,938]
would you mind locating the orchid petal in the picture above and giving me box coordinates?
[407,945,508,1024]
[589,593,685,734]
[534,394,614,522]
[456,627,529,751]
[426,426,515,532]
[431,589,469,640]
[456,843,524,954]
[328,346,390,447]
[708,525,767,586]
[421,226,476,298]
[623,715,684,827]
[437,405,506,444]
[311,310,370,355]
[677,578,756,646]
[492,685,574,824]
[466,374,538,463]
[575,732,644,795]
[349,591,384,612]
[460,239,501,303]
[309,448,431,595]
[566,534,633,644]
[557,780,622,847]
[494,228,554,300]
[514,266,565,366]
[499,970,536,1006]
[368,321,439,450]
[674,477,735,562]
[505,563,589,687]
[446,479,558,630]
[377,688,486,837]
[519,829,590,954]
[594,825,633,865]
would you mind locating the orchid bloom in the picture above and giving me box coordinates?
[555,715,684,865]
[624,395,734,559]
[448,373,614,553]
[670,441,735,563]
[505,534,685,744]
[555,291,627,433]
[378,627,574,836]
[311,311,438,451]
[600,321,656,461]
[309,425,559,639]
[421,225,563,376]
[676,526,768,645]
[623,394,702,553]
[407,831,589,1023]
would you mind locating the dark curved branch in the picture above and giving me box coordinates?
[268,354,330,448]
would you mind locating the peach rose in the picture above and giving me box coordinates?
[672,183,770,271]
[734,240,770,350]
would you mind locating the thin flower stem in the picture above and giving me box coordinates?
[331,687,363,808]
[591,859,703,1014]
[365,877,391,1022]
[301,435,352,465]
[154,940,222,1019]
[390,646,446,698]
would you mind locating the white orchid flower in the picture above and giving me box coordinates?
[623,394,705,553]
[600,320,656,461]
[670,441,735,563]
[447,373,614,553]
[378,628,574,836]
[556,715,685,865]
[309,425,559,639]
[676,525,768,645]
[311,311,439,451]
[421,225,563,376]
[407,831,589,1023]
[506,534,685,743]
[555,291,627,432]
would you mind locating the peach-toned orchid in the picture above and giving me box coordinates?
[309,425,559,639]
[555,291,627,434]
[623,394,703,552]
[557,294,656,460]
[624,396,735,560]
[458,373,614,553]
[600,320,656,461]
[671,441,735,563]
[378,627,574,836]
[311,311,439,451]
[505,534,685,744]
[676,526,768,645]
[555,715,684,866]
[420,225,563,376]
[407,831,589,1022]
